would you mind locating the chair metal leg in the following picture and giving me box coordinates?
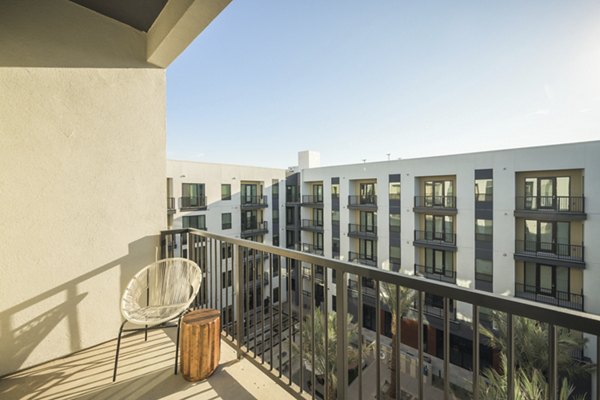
[174,313,185,375]
[113,320,127,382]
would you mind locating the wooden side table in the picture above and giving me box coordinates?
[180,309,221,381]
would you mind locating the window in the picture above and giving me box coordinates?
[242,210,258,230]
[313,232,323,250]
[272,180,279,196]
[273,235,279,246]
[424,215,453,241]
[331,183,340,198]
[332,210,340,223]
[272,209,279,224]
[475,179,493,202]
[360,211,376,231]
[425,248,453,275]
[313,208,323,226]
[424,180,453,207]
[182,215,206,230]
[181,183,205,208]
[524,220,570,254]
[359,239,375,259]
[523,176,570,210]
[390,213,401,232]
[286,207,295,225]
[332,238,340,257]
[360,182,376,202]
[221,184,231,200]
[475,259,492,279]
[286,185,298,202]
[475,219,492,241]
[222,213,232,230]
[524,263,570,297]
[390,245,401,261]
[241,183,260,204]
[312,184,323,202]
[286,231,295,248]
[389,182,400,200]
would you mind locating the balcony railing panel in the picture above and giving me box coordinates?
[241,221,268,237]
[414,264,457,284]
[514,239,584,262]
[414,195,457,209]
[300,242,324,256]
[179,196,207,210]
[347,223,377,238]
[300,219,323,230]
[515,283,583,311]
[515,196,585,213]
[241,195,268,208]
[160,228,600,400]
[301,195,324,205]
[348,251,377,267]
[167,197,176,212]
[413,230,456,245]
[348,195,377,208]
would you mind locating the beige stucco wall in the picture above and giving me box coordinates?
[0,1,165,376]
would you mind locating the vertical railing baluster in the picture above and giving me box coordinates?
[299,262,304,393]
[335,269,348,400]
[213,238,217,311]
[288,259,293,386]
[279,255,283,378]
[261,250,266,363]
[418,290,424,400]
[548,324,557,400]
[358,277,363,400]
[311,264,316,400]
[395,284,401,400]
[245,248,250,351]
[324,267,329,400]
[219,241,223,322]
[472,304,479,400]
[507,313,515,400]
[253,249,257,357]
[376,280,381,400]
[596,335,600,400]
[236,244,243,359]
[269,252,274,370]
[443,297,450,400]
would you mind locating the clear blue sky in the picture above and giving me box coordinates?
[166,0,600,168]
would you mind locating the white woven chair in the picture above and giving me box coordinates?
[113,258,202,381]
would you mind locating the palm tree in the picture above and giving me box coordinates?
[480,310,593,399]
[379,283,416,399]
[293,307,359,399]
[480,354,587,400]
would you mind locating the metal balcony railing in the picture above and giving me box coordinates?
[301,195,324,205]
[241,195,268,208]
[286,193,300,204]
[414,264,457,284]
[179,195,207,210]
[300,219,324,230]
[348,251,377,267]
[300,243,324,256]
[414,196,456,209]
[241,221,268,237]
[413,230,456,246]
[514,240,584,262]
[515,283,583,311]
[348,195,377,208]
[348,223,377,238]
[515,196,585,213]
[161,228,600,400]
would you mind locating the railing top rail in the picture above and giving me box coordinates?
[162,228,600,334]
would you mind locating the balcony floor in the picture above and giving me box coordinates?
[0,328,295,400]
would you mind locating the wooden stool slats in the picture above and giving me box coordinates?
[180,309,220,382]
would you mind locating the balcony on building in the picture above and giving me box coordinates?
[514,196,586,220]
[241,221,268,238]
[515,282,583,311]
[300,219,323,232]
[240,195,268,209]
[414,263,457,284]
[348,195,378,210]
[167,197,176,214]
[413,230,457,250]
[413,196,457,215]
[348,223,378,239]
[514,240,584,266]
[348,251,377,267]
[179,195,207,211]
[301,194,324,207]
[300,242,324,256]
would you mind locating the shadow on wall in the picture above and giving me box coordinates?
[0,235,157,377]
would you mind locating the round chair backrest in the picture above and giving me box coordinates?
[121,258,202,325]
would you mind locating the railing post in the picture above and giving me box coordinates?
[235,244,244,359]
[335,270,348,400]
[507,313,515,400]
[548,324,557,400]
[472,304,479,400]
